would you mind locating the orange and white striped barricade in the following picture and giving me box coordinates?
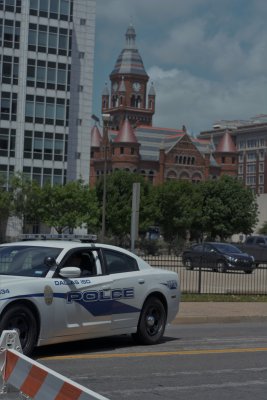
[0,330,109,399]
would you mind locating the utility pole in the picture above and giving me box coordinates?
[101,113,112,242]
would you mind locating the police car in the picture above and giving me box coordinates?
[0,237,180,355]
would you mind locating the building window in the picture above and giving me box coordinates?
[1,56,19,85]
[238,140,246,150]
[0,127,16,157]
[0,92,17,121]
[27,24,72,56]
[246,175,256,185]
[259,150,265,160]
[80,18,86,25]
[247,139,258,148]
[259,163,264,173]
[120,147,124,154]
[79,52,85,59]
[246,164,256,174]
[148,171,154,183]
[247,152,256,162]
[0,19,20,49]
[259,175,264,185]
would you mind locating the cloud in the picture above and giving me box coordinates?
[94,0,267,132]
[149,66,267,132]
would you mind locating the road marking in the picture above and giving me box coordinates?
[39,347,267,361]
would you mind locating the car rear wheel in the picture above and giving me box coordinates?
[216,260,227,273]
[133,296,166,345]
[184,258,194,270]
[0,305,37,356]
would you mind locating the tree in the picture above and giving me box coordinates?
[41,181,100,234]
[155,180,199,244]
[197,176,258,240]
[258,222,267,235]
[96,171,157,245]
[11,174,43,233]
[0,177,13,242]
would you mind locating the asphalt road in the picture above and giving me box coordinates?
[36,321,267,400]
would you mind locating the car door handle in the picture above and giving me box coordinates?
[138,279,145,284]
[102,285,111,290]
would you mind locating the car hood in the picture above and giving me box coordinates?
[225,252,253,260]
[0,275,40,285]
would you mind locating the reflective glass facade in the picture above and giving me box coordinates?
[0,0,96,185]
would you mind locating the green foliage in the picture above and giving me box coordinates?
[0,177,13,242]
[11,173,43,232]
[0,171,259,243]
[197,176,258,240]
[96,172,258,244]
[96,170,156,244]
[155,180,199,243]
[41,181,100,233]
[258,221,267,235]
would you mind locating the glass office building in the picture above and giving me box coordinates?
[0,0,96,185]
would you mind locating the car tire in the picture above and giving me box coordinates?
[133,296,166,345]
[216,260,227,273]
[0,305,37,356]
[184,258,194,270]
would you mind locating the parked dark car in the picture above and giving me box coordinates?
[182,242,255,273]
[234,235,267,265]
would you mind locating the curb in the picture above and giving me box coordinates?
[173,315,267,324]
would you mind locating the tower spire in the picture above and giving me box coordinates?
[125,23,136,49]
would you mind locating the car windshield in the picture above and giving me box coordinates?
[212,243,242,254]
[0,245,62,277]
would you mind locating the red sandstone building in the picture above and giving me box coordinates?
[90,25,246,187]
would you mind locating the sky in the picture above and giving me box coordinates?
[92,0,267,135]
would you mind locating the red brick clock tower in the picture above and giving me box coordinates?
[102,24,155,130]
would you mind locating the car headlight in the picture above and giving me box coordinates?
[224,255,237,263]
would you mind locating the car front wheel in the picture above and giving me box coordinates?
[133,297,166,345]
[0,305,37,356]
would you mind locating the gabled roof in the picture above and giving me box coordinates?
[135,126,214,161]
[109,125,214,161]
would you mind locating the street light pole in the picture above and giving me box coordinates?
[101,113,111,242]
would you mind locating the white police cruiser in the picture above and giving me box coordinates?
[0,237,180,355]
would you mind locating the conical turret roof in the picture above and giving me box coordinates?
[114,118,138,143]
[91,125,102,147]
[215,130,236,153]
[110,24,148,78]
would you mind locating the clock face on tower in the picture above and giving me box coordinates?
[132,82,141,92]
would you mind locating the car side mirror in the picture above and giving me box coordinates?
[59,266,81,279]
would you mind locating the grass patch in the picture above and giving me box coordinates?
[181,293,267,302]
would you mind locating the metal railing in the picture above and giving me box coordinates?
[142,255,267,295]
